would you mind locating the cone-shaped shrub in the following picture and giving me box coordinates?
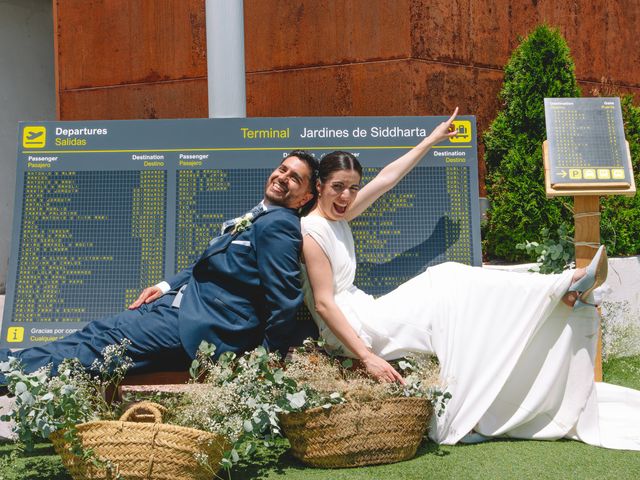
[484,25,580,261]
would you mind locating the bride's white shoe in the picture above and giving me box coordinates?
[459,431,490,444]
[570,245,608,310]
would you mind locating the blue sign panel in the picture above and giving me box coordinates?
[3,116,480,348]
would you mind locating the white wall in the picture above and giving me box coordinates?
[0,0,55,293]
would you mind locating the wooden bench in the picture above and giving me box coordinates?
[117,370,191,401]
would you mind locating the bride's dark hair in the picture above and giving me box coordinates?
[318,151,363,183]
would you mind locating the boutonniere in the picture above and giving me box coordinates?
[232,212,255,234]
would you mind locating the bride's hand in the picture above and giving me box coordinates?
[362,353,405,384]
[426,107,459,144]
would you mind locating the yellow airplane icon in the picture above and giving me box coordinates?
[23,126,46,148]
[26,131,43,140]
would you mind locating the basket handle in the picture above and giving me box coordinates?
[119,401,167,423]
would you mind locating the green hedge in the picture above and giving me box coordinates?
[484,25,640,261]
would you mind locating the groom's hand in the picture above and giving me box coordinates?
[128,286,162,310]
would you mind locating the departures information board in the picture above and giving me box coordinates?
[544,97,632,189]
[4,117,480,348]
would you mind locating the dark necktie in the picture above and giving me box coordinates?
[220,203,266,235]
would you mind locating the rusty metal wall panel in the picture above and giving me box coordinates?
[59,79,208,120]
[56,0,207,90]
[245,0,640,90]
[248,60,414,116]
[247,60,502,120]
[577,81,640,100]
[411,0,640,88]
[55,0,207,120]
[244,0,413,71]
[410,0,477,65]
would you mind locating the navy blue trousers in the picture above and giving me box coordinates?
[0,294,191,382]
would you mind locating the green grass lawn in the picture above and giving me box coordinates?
[2,356,640,480]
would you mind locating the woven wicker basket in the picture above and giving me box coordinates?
[279,397,432,468]
[50,401,229,480]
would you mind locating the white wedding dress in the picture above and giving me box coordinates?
[301,215,640,450]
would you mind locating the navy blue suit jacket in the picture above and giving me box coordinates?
[165,206,309,359]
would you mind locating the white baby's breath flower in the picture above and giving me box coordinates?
[286,390,307,409]
[243,420,253,432]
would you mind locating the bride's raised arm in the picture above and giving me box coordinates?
[345,107,459,221]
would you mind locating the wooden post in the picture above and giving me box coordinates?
[573,195,602,381]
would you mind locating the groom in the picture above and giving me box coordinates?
[0,150,319,380]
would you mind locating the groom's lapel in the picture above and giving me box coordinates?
[199,208,276,261]
[200,233,234,259]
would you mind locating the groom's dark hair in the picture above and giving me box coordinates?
[318,151,363,183]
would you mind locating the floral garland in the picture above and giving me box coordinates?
[0,338,450,475]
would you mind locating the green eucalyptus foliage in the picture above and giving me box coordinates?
[0,340,133,451]
[516,224,575,273]
[484,25,580,261]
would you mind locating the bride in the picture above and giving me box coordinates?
[300,108,640,449]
